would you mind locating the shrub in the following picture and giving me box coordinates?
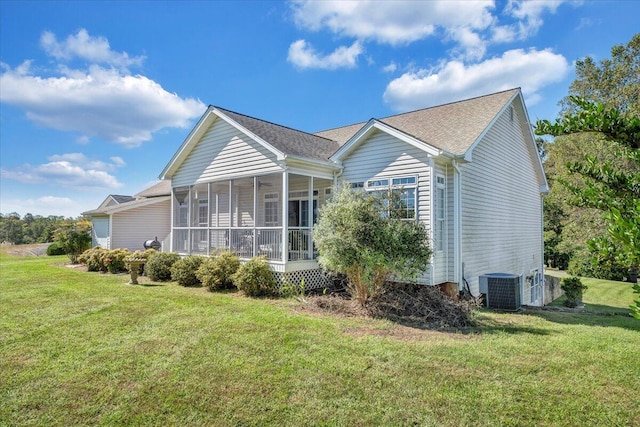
[146,251,180,281]
[171,255,204,287]
[567,251,627,281]
[561,276,587,308]
[46,242,66,256]
[232,256,277,297]
[196,251,240,291]
[101,248,131,274]
[314,184,432,305]
[78,247,109,272]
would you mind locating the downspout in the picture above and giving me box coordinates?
[540,193,546,306]
[452,160,462,291]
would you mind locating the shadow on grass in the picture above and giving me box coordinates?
[522,307,640,331]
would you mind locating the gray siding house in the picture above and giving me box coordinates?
[156,88,547,304]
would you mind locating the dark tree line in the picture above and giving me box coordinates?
[0,212,69,244]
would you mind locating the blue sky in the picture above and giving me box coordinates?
[1,0,638,218]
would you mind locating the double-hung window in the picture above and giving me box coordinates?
[364,176,417,220]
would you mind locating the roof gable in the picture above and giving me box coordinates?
[320,88,520,159]
[160,106,340,179]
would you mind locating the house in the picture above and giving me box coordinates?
[83,180,172,251]
[158,88,548,304]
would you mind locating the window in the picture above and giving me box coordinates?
[264,193,279,226]
[364,175,417,220]
[198,199,208,226]
[435,174,446,251]
[288,191,318,227]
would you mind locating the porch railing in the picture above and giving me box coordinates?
[172,227,315,262]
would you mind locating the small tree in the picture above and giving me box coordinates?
[53,220,92,264]
[313,184,432,305]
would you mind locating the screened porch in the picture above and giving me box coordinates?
[171,173,333,262]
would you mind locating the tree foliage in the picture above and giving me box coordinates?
[0,212,65,244]
[313,184,432,305]
[536,98,639,317]
[53,219,92,264]
[538,33,640,284]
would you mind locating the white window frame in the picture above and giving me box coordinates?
[364,175,417,221]
[264,193,279,227]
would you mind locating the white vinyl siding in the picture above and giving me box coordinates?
[172,118,283,187]
[460,103,543,297]
[340,128,432,284]
[110,200,171,252]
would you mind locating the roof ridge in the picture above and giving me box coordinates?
[215,106,337,143]
[315,87,520,134]
[379,87,520,121]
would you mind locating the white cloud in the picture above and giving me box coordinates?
[501,0,568,40]
[289,1,575,62]
[383,48,569,111]
[1,153,125,189]
[0,30,205,147]
[40,29,145,70]
[382,61,397,73]
[287,39,363,70]
[291,0,494,46]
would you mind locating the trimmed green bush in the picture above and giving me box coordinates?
[46,242,66,256]
[78,247,109,272]
[232,256,277,297]
[196,251,240,291]
[101,248,131,274]
[171,255,204,287]
[146,251,180,281]
[561,276,588,308]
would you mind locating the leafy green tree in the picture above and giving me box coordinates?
[536,98,639,317]
[313,184,432,305]
[53,220,92,264]
[541,33,639,279]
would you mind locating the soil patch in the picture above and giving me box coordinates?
[1,243,51,257]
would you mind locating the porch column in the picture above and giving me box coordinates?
[308,176,314,258]
[282,171,289,263]
[253,176,258,257]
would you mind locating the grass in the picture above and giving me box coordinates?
[1,250,639,426]
[545,270,636,314]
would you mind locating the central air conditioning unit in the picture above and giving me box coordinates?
[479,273,521,311]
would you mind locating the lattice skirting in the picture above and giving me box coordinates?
[274,268,332,291]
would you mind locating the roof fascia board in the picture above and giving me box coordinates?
[159,106,216,179]
[331,120,440,161]
[462,90,520,162]
[213,108,286,161]
[516,94,549,193]
[159,107,287,180]
[102,196,171,214]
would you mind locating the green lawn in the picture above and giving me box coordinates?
[1,252,639,426]
[546,270,637,314]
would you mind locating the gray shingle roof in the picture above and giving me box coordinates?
[111,195,135,204]
[134,180,171,198]
[216,107,341,162]
[315,88,519,156]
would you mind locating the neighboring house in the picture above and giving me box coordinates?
[83,180,172,251]
[158,88,548,304]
